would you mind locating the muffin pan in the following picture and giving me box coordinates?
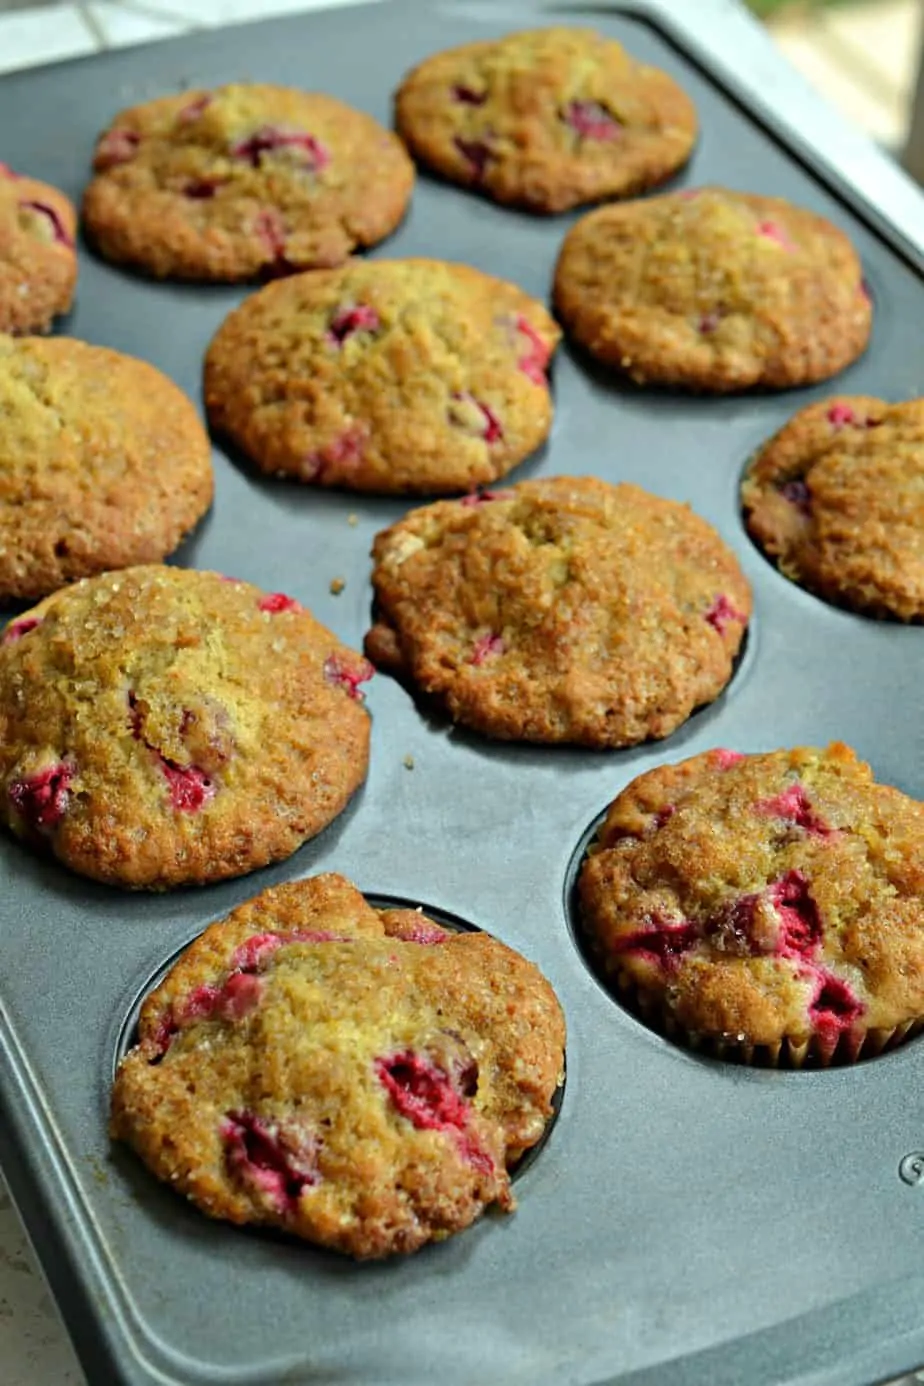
[2,2,924,1384]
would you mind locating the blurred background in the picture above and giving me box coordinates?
[751,0,921,154]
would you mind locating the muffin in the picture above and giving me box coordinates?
[0,567,371,888]
[742,395,924,620]
[82,85,414,281]
[395,26,696,213]
[365,477,751,746]
[111,871,566,1257]
[579,743,924,1066]
[0,162,77,333]
[204,258,559,492]
[553,187,871,390]
[0,334,213,601]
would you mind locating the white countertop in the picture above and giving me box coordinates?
[2,1,924,1382]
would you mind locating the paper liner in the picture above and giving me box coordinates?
[609,967,924,1069]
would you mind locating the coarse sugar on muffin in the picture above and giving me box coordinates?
[204,258,560,493]
[0,162,77,334]
[111,871,566,1258]
[394,27,696,213]
[364,476,751,746]
[82,85,414,281]
[579,743,924,1066]
[0,335,213,601]
[742,395,924,620]
[553,188,871,390]
[0,567,371,889]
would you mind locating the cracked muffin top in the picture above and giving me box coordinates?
[553,188,871,390]
[111,871,566,1258]
[395,26,696,213]
[0,162,77,334]
[0,334,213,601]
[204,258,560,494]
[365,476,751,746]
[0,567,372,889]
[82,84,414,281]
[742,395,924,621]
[579,744,924,1067]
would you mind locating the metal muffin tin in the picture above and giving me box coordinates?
[2,2,924,1383]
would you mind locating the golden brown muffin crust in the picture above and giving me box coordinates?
[742,395,924,620]
[0,335,213,601]
[204,258,560,493]
[82,85,414,281]
[111,872,566,1258]
[579,744,924,1065]
[0,567,371,888]
[0,163,77,334]
[395,27,696,213]
[553,188,871,391]
[365,476,751,746]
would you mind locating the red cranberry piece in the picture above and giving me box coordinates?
[18,201,74,249]
[96,128,141,168]
[323,653,374,700]
[459,488,511,508]
[515,314,551,384]
[469,632,505,665]
[2,616,40,645]
[258,592,301,614]
[182,971,263,1025]
[452,84,487,105]
[177,94,212,123]
[705,594,747,635]
[698,310,722,334]
[769,869,822,960]
[231,126,330,171]
[757,220,794,252]
[128,692,218,808]
[326,304,380,347]
[807,970,864,1042]
[376,1050,471,1132]
[757,783,832,837]
[780,478,810,509]
[454,135,493,182]
[183,178,223,200]
[713,748,745,770]
[389,919,449,944]
[222,1110,320,1212]
[708,892,761,955]
[304,423,369,480]
[230,929,351,973]
[8,762,73,832]
[326,423,366,465]
[149,1013,178,1059]
[611,918,698,970]
[253,208,289,263]
[827,403,856,428]
[232,933,288,972]
[448,392,503,443]
[562,100,621,140]
[160,760,215,812]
